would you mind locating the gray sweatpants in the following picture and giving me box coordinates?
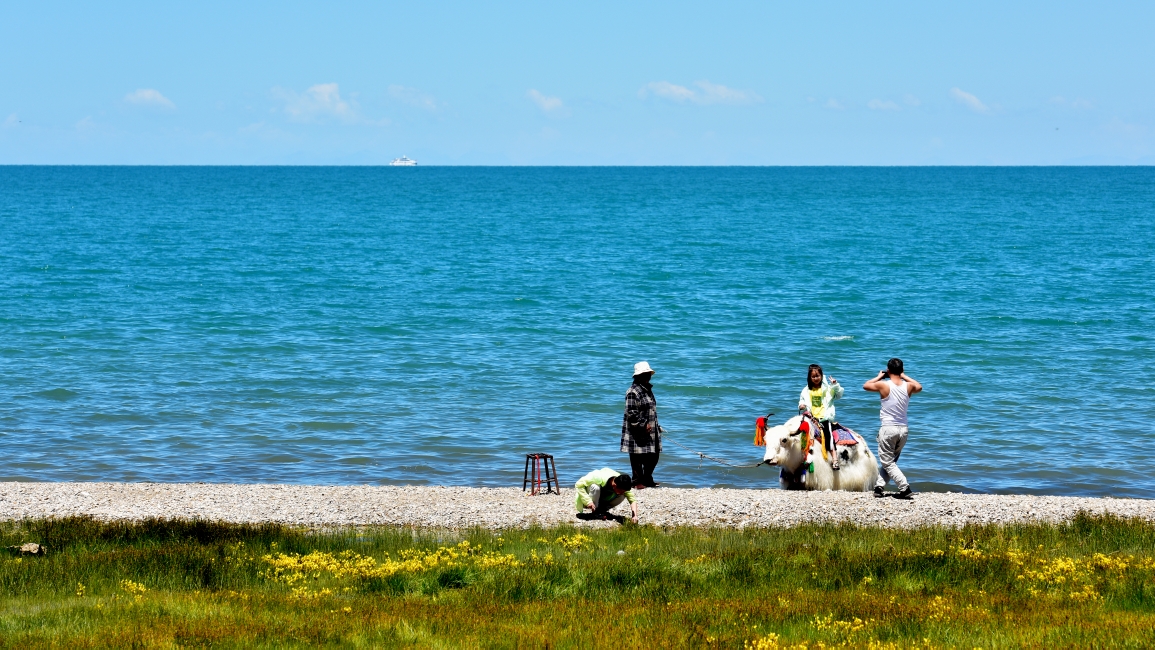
[587,484,626,512]
[875,425,909,491]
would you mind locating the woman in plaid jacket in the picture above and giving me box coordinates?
[622,361,662,488]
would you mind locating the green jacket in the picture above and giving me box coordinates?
[574,468,636,512]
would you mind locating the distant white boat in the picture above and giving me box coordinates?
[389,156,417,167]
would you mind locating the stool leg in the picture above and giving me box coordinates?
[544,456,555,494]
[523,455,531,492]
[535,455,542,495]
[550,457,559,494]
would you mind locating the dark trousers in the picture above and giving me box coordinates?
[818,420,839,465]
[629,452,660,486]
[818,421,834,454]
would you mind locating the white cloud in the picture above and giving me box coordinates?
[640,81,696,102]
[868,99,901,111]
[389,85,438,111]
[950,87,988,113]
[275,83,359,123]
[903,94,921,107]
[3,113,18,128]
[825,98,845,110]
[124,88,175,109]
[527,89,564,113]
[639,80,760,105]
[694,80,759,104]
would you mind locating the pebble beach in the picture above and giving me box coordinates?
[2,482,1153,530]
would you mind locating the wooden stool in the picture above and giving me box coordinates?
[522,453,560,495]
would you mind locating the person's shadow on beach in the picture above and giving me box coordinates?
[575,512,626,524]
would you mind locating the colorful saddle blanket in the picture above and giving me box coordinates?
[833,425,859,446]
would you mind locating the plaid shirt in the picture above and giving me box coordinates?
[621,380,662,454]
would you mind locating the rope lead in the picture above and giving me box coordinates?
[662,432,769,469]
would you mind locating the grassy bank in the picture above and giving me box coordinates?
[1,514,1153,648]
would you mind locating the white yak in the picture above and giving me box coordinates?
[762,415,879,491]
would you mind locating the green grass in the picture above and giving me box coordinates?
[1,513,1154,648]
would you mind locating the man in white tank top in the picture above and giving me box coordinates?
[863,358,922,499]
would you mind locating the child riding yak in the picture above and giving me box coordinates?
[799,364,843,470]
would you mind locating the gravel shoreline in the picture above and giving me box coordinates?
[1,482,1152,530]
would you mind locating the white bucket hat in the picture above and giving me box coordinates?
[633,361,655,376]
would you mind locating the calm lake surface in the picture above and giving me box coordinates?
[1,167,1152,497]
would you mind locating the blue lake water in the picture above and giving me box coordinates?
[1,167,1153,497]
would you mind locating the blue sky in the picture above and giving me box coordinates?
[1,1,1152,165]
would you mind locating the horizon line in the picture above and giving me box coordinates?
[2,163,1153,168]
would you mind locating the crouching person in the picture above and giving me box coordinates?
[574,468,639,523]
